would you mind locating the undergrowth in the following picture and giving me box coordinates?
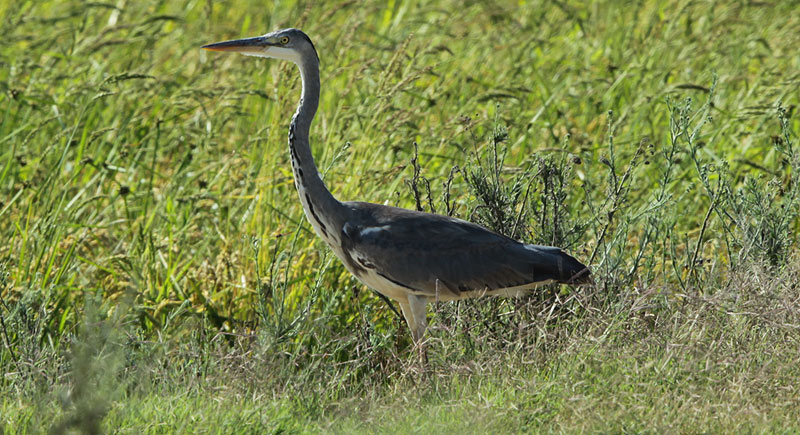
[1,0,800,432]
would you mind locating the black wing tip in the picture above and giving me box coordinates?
[524,244,593,286]
[554,250,593,286]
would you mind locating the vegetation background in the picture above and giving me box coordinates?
[1,0,799,432]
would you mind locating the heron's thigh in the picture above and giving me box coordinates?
[407,294,428,328]
[399,295,428,341]
[398,301,414,330]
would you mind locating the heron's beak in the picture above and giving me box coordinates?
[202,36,270,55]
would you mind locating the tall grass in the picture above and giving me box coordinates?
[1,0,799,431]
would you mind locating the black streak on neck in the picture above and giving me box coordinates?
[289,118,329,239]
[289,121,302,166]
[304,193,329,238]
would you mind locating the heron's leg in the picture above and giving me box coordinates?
[397,295,428,365]
[406,294,428,342]
[407,294,429,364]
[398,301,415,337]
[398,295,428,342]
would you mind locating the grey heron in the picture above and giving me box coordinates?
[202,28,591,344]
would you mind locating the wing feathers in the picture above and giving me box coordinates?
[341,202,591,297]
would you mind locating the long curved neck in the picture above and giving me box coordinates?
[289,55,345,244]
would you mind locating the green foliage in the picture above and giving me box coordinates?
[1,0,800,431]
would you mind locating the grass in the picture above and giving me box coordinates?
[1,0,800,432]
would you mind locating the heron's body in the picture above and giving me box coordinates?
[203,29,591,342]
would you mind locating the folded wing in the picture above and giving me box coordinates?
[341,202,590,297]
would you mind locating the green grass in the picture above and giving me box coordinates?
[2,0,800,432]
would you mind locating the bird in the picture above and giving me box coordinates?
[202,28,591,344]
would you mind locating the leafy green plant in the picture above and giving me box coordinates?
[2,0,800,431]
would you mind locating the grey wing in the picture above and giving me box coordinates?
[341,203,590,297]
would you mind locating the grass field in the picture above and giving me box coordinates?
[2,0,800,432]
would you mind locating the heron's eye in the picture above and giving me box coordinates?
[280,36,290,44]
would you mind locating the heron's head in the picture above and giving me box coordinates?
[202,28,318,65]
